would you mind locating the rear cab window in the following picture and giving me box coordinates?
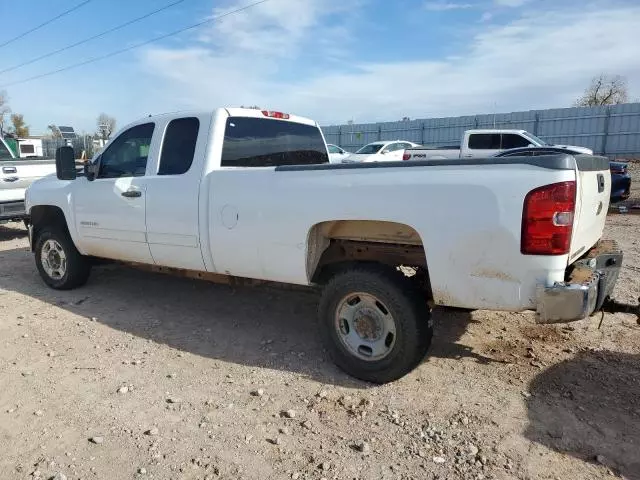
[221,117,329,167]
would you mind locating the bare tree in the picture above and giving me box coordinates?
[0,90,11,136]
[10,113,29,137]
[47,125,62,139]
[575,74,629,107]
[96,113,117,140]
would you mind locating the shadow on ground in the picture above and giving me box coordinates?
[0,225,488,386]
[0,223,27,241]
[525,350,640,479]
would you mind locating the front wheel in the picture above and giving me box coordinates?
[318,265,433,384]
[34,227,91,290]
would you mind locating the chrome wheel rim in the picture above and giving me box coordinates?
[335,292,397,361]
[41,239,67,280]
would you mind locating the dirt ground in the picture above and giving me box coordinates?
[1,192,639,480]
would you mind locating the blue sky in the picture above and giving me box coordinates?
[1,0,639,135]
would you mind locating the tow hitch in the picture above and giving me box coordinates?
[598,297,640,327]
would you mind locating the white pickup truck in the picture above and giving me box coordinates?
[403,129,593,161]
[24,108,622,383]
[1,137,56,222]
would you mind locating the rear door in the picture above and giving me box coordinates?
[567,155,611,261]
[144,114,211,270]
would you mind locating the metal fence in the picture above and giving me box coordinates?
[42,137,95,159]
[321,103,640,158]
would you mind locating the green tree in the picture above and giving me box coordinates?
[11,113,29,137]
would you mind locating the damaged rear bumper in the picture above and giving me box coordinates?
[536,240,622,324]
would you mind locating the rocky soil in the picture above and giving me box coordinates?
[0,211,638,480]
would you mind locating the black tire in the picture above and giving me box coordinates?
[34,227,91,290]
[318,264,433,384]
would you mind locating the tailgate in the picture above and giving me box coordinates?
[569,155,611,262]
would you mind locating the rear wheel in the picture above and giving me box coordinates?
[318,264,432,383]
[34,227,91,290]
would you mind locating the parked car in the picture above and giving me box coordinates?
[1,136,56,223]
[345,140,419,162]
[327,144,350,163]
[493,147,631,203]
[25,107,622,383]
[403,129,593,161]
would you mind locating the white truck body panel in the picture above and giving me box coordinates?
[1,137,56,220]
[25,108,611,313]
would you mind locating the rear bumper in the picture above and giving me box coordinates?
[536,240,622,324]
[0,200,26,221]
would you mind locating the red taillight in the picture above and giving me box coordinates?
[521,181,576,255]
[402,153,411,161]
[261,110,290,119]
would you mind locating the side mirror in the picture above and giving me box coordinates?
[84,157,99,181]
[380,150,388,155]
[528,143,535,148]
[55,146,77,180]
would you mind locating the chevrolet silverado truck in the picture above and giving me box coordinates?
[24,108,622,383]
[403,129,593,161]
[1,136,56,222]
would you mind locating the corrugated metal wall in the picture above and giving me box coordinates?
[321,103,640,157]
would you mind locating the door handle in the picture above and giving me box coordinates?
[2,167,17,174]
[121,190,142,198]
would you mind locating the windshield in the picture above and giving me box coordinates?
[522,132,550,146]
[0,139,14,160]
[355,143,383,154]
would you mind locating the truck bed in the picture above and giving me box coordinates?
[203,153,609,312]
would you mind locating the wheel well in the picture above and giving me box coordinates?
[29,206,70,251]
[307,220,431,294]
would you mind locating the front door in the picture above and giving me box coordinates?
[74,122,156,263]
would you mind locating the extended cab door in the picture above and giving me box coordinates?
[73,122,156,263]
[144,115,211,270]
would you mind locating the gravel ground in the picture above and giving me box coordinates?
[0,209,638,480]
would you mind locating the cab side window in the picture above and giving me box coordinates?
[98,123,155,179]
[158,117,200,175]
[468,134,501,150]
[383,143,402,153]
[501,134,531,150]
